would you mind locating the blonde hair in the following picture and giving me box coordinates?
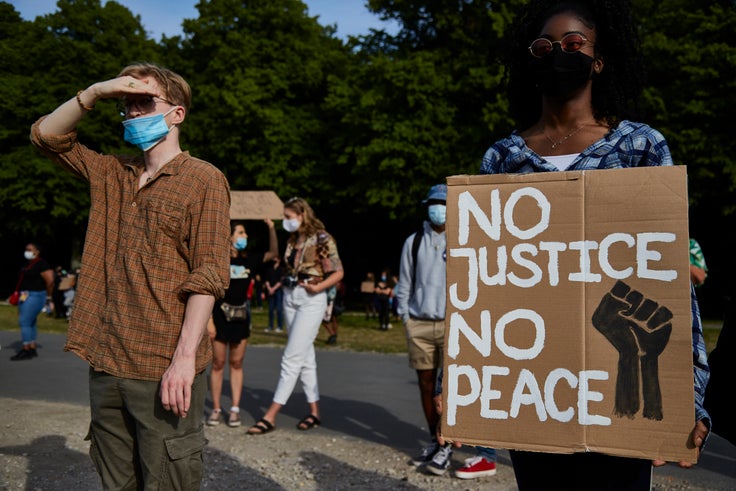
[284,197,325,242]
[118,62,192,112]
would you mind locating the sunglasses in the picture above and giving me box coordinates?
[117,95,176,117]
[528,33,594,58]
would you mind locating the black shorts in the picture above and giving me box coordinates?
[212,302,251,343]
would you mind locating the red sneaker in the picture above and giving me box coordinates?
[454,456,497,479]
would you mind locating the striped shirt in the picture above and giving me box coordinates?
[31,118,231,381]
[480,119,711,426]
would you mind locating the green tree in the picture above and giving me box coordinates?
[175,0,351,203]
[325,0,527,220]
[0,0,161,240]
[635,0,736,315]
[3,0,734,313]
[636,0,736,215]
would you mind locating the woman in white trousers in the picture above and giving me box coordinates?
[248,197,344,434]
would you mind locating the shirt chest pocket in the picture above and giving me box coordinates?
[140,198,186,254]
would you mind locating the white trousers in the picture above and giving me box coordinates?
[273,286,327,405]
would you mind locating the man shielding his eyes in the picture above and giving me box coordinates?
[30,62,231,490]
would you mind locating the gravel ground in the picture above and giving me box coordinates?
[0,398,519,491]
[2,397,732,491]
[2,330,734,491]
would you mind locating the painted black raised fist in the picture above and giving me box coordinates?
[592,280,672,420]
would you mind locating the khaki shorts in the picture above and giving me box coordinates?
[404,317,445,370]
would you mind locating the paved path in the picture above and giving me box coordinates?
[1,330,734,490]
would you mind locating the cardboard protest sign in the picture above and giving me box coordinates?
[361,281,376,293]
[58,275,76,291]
[442,166,696,463]
[230,191,284,220]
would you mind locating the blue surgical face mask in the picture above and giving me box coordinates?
[234,237,247,250]
[428,204,446,226]
[122,107,176,151]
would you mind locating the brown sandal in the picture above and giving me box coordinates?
[247,418,275,435]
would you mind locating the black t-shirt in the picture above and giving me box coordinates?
[222,253,264,305]
[263,262,285,290]
[19,258,52,291]
[375,277,394,298]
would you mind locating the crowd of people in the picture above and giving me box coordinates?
[11,0,726,489]
[360,269,401,330]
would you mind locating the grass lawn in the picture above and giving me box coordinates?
[0,304,723,355]
[0,304,409,353]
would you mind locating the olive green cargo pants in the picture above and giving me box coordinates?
[86,369,208,490]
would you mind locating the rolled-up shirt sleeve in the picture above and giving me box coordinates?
[176,169,231,302]
[31,116,102,181]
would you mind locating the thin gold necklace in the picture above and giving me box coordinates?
[545,124,587,150]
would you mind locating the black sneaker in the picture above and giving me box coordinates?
[326,335,337,345]
[411,441,440,466]
[426,444,453,476]
[10,348,37,361]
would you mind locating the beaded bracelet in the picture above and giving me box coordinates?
[76,90,94,111]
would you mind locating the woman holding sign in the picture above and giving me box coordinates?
[479,1,710,489]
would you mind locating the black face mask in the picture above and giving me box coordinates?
[529,45,595,99]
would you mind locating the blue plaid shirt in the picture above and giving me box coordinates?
[480,120,711,428]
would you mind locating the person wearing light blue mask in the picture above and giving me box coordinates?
[427,203,446,227]
[122,106,178,152]
[394,183,455,471]
[207,220,279,430]
[31,63,233,490]
[119,93,182,188]
[234,236,248,251]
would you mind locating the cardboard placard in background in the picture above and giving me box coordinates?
[360,281,376,293]
[58,275,76,291]
[442,166,696,463]
[230,191,284,220]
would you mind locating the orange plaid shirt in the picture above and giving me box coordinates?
[31,118,231,381]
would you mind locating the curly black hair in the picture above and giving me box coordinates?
[504,0,644,130]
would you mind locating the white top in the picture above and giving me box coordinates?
[543,153,579,170]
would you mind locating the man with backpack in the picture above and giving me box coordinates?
[394,184,452,473]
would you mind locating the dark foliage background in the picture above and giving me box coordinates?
[1,0,734,318]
